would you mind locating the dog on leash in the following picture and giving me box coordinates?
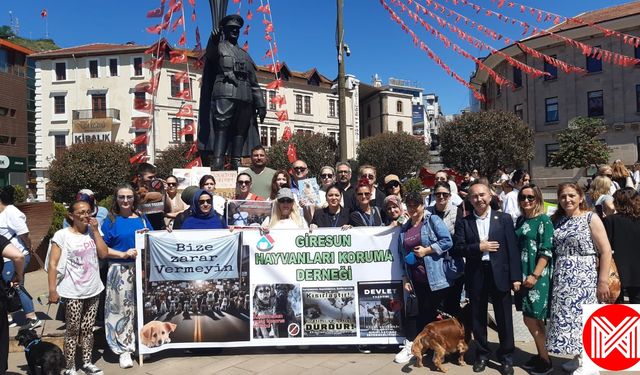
[412,304,472,372]
[15,328,65,375]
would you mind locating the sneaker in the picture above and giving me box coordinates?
[531,358,553,375]
[63,369,78,375]
[82,363,104,375]
[394,339,414,363]
[522,355,540,370]
[572,366,599,375]
[7,317,17,328]
[119,353,134,369]
[24,318,42,330]
[358,345,371,354]
[562,357,580,373]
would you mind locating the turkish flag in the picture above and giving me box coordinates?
[172,15,184,32]
[276,110,288,122]
[178,32,186,47]
[195,27,201,45]
[188,0,195,6]
[264,34,273,42]
[282,126,292,141]
[41,9,48,18]
[286,144,297,163]
[129,150,148,164]
[135,76,159,94]
[147,7,163,18]
[257,4,271,14]
[144,40,167,55]
[169,50,187,64]
[174,70,189,83]
[132,117,151,130]
[191,9,197,21]
[265,23,274,33]
[243,25,251,36]
[176,103,194,117]
[134,99,154,112]
[179,122,195,136]
[247,10,253,20]
[184,142,198,159]
[175,89,192,100]
[270,95,286,107]
[268,62,282,73]
[266,79,283,90]
[186,157,203,168]
[242,41,249,52]
[133,133,149,145]
[146,23,164,34]
[144,57,164,71]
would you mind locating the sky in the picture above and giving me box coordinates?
[1,0,635,114]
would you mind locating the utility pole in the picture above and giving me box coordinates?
[336,0,348,162]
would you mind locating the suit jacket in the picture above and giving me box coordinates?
[454,210,521,293]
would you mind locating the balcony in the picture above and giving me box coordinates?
[72,108,120,121]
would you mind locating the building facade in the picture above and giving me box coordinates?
[359,76,416,138]
[0,39,33,188]
[471,3,640,187]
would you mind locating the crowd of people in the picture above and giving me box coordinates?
[2,145,640,375]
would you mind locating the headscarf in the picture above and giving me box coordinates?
[191,189,216,219]
[383,195,405,217]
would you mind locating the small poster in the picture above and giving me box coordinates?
[190,167,212,187]
[172,168,192,190]
[211,171,238,200]
[302,286,356,337]
[251,283,302,339]
[357,281,404,337]
[296,178,321,207]
[226,200,272,227]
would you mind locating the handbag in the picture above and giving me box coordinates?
[405,292,419,317]
[443,254,464,280]
[602,258,621,304]
[5,284,23,313]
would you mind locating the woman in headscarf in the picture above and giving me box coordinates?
[173,189,226,230]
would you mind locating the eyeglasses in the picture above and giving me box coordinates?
[199,199,212,205]
[167,182,177,187]
[117,195,134,201]
[337,170,350,174]
[321,174,334,179]
[362,174,375,180]
[237,180,251,185]
[386,181,400,189]
[356,192,371,197]
[435,192,450,198]
[278,198,294,204]
[73,210,92,216]
[519,195,536,202]
[293,166,307,172]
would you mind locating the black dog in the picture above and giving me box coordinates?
[15,328,65,375]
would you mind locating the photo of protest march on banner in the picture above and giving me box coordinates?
[302,286,357,338]
[226,200,272,227]
[251,283,302,339]
[296,178,321,207]
[357,281,404,337]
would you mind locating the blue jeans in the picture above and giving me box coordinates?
[2,254,35,315]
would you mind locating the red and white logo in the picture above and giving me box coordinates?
[583,304,640,372]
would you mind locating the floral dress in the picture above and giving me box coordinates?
[515,214,554,320]
[546,213,598,355]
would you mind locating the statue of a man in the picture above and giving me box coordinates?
[197,14,266,170]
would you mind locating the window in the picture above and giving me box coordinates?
[261,89,266,104]
[304,96,311,114]
[171,118,181,142]
[0,50,7,73]
[396,100,403,113]
[545,97,559,123]
[587,90,604,117]
[0,107,7,116]
[269,128,277,146]
[636,45,640,59]
[496,82,501,96]
[513,67,522,88]
[92,94,106,118]
[171,75,180,97]
[134,131,147,153]
[53,96,65,114]
[545,143,559,167]
[260,127,268,146]
[89,60,98,78]
[268,90,276,110]
[396,121,403,132]
[587,46,602,73]
[109,58,118,76]
[54,134,66,158]
[329,99,336,117]
[544,55,558,80]
[133,57,143,76]
[184,119,194,143]
[55,62,66,81]
[295,95,302,114]
[514,104,523,120]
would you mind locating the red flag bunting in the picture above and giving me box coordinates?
[256,4,271,14]
[267,62,282,73]
[129,151,148,164]
[281,126,292,142]
[270,95,286,107]
[147,7,163,18]
[176,103,194,117]
[132,133,149,145]
[134,99,154,112]
[286,144,297,163]
[242,41,249,52]
[174,70,189,83]
[169,50,187,64]
[178,32,187,47]
[188,0,195,7]
[276,110,289,122]
[146,23,166,34]
[243,25,251,36]
[132,117,151,130]
[144,40,168,55]
[178,122,196,135]
[41,9,48,18]
[184,142,198,159]
[186,157,203,168]
[247,10,253,20]
[175,89,192,100]
[143,57,164,71]
[134,76,160,95]
[172,15,184,31]
[191,9,197,21]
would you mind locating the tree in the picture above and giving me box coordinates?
[267,133,338,176]
[549,117,609,170]
[357,132,430,182]
[48,141,135,203]
[155,143,197,178]
[0,25,15,39]
[439,110,534,178]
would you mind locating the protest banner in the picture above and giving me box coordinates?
[135,227,405,356]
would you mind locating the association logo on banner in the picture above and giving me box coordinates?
[582,304,640,372]
[256,234,275,251]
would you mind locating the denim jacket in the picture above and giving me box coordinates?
[398,212,453,291]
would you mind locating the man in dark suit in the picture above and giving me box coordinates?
[454,182,521,375]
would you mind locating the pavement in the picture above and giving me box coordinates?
[7,268,581,375]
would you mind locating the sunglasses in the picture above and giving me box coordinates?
[386,181,400,189]
[237,180,251,185]
[199,199,212,205]
[293,167,307,172]
[278,198,294,204]
[167,182,177,187]
[435,192,450,198]
[73,210,92,216]
[321,174,334,179]
[117,195,134,201]
[519,195,536,202]
[362,174,375,180]
[356,192,371,197]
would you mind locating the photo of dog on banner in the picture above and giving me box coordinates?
[251,283,302,339]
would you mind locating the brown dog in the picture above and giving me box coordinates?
[412,306,471,372]
[140,321,177,348]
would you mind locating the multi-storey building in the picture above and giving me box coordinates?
[471,2,640,186]
[359,75,417,138]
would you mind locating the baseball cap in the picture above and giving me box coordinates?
[75,189,98,216]
[276,188,294,201]
[384,174,400,186]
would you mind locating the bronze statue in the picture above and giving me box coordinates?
[197,14,267,170]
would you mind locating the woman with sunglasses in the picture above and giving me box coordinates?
[173,189,226,230]
[310,185,350,229]
[101,185,152,369]
[263,188,307,229]
[317,166,336,207]
[513,185,554,375]
[269,170,291,201]
[164,175,187,228]
[383,174,405,202]
[349,181,384,227]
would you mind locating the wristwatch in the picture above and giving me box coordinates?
[530,273,541,280]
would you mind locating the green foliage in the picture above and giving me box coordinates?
[48,202,67,237]
[155,143,196,178]
[549,117,609,170]
[403,177,424,194]
[98,195,113,210]
[267,133,338,176]
[12,185,27,203]
[439,110,534,178]
[0,26,15,38]
[48,141,135,204]
[356,132,429,183]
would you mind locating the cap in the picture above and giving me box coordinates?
[276,187,294,201]
[181,185,199,205]
[75,189,98,216]
[220,14,244,29]
[405,191,423,205]
[384,174,400,186]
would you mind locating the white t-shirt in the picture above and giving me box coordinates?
[0,205,29,261]
[51,228,104,299]
[502,189,521,225]
[262,216,309,229]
